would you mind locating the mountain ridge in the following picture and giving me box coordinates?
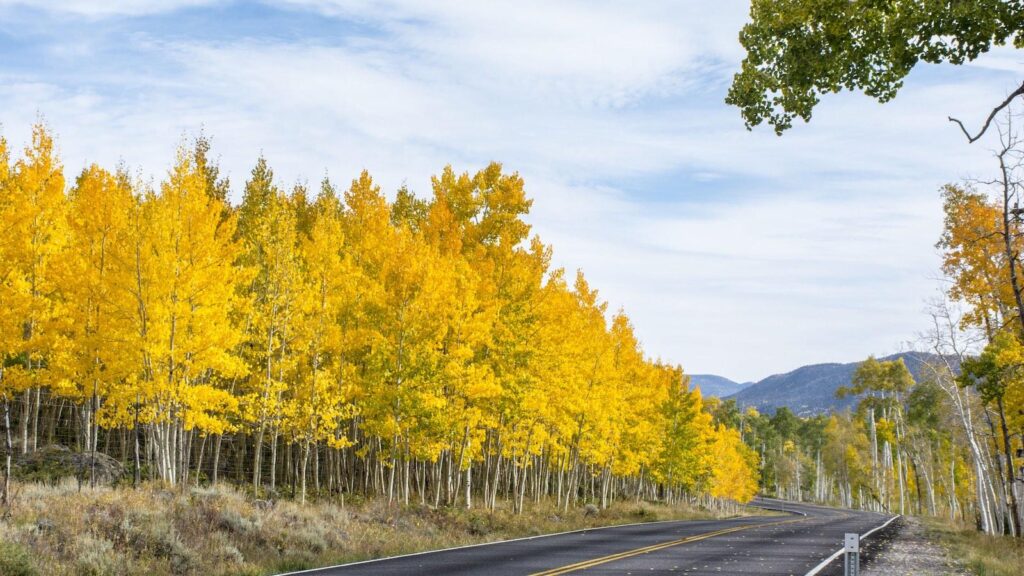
[687,374,752,398]
[696,352,951,416]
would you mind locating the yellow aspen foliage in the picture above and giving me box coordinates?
[112,146,245,483]
[54,165,136,450]
[939,181,1024,533]
[290,190,359,448]
[1,125,68,456]
[344,172,464,486]
[823,414,872,500]
[287,190,359,501]
[656,381,715,492]
[0,122,759,509]
[608,314,669,480]
[0,134,17,393]
[709,425,759,503]
[3,124,68,378]
[236,159,302,493]
[938,184,1017,332]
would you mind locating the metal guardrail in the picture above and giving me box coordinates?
[843,532,860,576]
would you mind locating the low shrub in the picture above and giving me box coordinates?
[74,534,120,576]
[0,540,37,576]
[218,508,259,535]
[926,519,1024,576]
[0,481,747,576]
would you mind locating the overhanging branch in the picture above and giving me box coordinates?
[948,81,1024,143]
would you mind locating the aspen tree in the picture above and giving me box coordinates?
[58,165,134,483]
[238,163,300,496]
[6,125,67,454]
[121,147,245,485]
[0,134,14,503]
[0,121,764,510]
[709,425,759,503]
[288,191,358,502]
[959,332,1024,536]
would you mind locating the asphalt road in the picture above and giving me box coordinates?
[283,498,896,576]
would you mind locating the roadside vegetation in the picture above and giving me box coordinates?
[0,123,757,515]
[924,518,1024,576]
[0,122,761,575]
[0,480,753,576]
[724,1,1024,544]
[708,149,1024,542]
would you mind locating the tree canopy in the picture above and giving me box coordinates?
[0,123,759,510]
[727,0,1024,134]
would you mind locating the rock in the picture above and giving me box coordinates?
[14,445,125,486]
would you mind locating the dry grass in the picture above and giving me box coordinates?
[923,518,1024,576]
[0,481,756,576]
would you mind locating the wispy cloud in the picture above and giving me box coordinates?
[0,1,1014,380]
[0,0,218,17]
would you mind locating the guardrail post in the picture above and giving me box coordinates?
[843,532,859,576]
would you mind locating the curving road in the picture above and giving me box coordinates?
[282,498,897,576]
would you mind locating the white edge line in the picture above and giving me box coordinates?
[804,514,902,576]
[276,506,781,576]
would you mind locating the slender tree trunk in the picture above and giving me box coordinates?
[403,446,410,506]
[301,440,310,504]
[90,387,100,489]
[2,396,12,505]
[30,386,40,452]
[211,434,222,487]
[270,428,279,494]
[253,421,265,496]
[996,397,1022,536]
[133,397,142,488]
[20,386,30,455]
[434,454,443,508]
[194,434,207,487]
[998,145,1024,331]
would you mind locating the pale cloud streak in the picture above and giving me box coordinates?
[0,0,219,17]
[0,1,1016,380]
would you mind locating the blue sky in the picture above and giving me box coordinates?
[0,0,1019,381]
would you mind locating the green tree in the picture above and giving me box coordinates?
[727,0,1024,135]
[958,330,1024,536]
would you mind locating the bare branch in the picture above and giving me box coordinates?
[949,81,1024,143]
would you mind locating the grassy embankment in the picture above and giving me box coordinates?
[923,518,1024,576]
[0,481,756,576]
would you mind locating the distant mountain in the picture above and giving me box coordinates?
[725,352,954,416]
[688,374,753,398]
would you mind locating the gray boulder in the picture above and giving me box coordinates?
[15,444,125,486]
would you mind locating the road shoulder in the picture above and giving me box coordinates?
[861,516,969,576]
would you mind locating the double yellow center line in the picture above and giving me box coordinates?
[530,517,806,575]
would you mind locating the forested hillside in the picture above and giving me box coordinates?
[726,352,954,415]
[711,179,1024,539]
[0,124,758,513]
[724,0,1024,549]
[687,374,750,398]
